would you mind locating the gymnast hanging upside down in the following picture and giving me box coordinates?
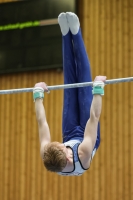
[33,12,106,176]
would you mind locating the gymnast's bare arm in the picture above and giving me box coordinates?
[34,83,51,158]
[78,76,106,168]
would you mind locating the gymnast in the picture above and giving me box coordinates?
[33,12,106,176]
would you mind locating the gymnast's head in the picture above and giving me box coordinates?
[42,142,68,172]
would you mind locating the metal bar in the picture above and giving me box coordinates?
[0,77,133,95]
[39,18,58,26]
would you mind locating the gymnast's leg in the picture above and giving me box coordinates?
[58,13,79,142]
[66,12,100,150]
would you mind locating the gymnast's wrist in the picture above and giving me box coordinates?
[92,81,105,96]
[33,87,44,102]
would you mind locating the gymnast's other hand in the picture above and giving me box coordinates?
[94,75,107,82]
[34,82,49,93]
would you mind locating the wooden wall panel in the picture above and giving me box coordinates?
[81,0,133,200]
[0,70,63,200]
[0,0,133,200]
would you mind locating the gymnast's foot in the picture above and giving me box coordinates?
[58,13,69,36]
[66,12,80,35]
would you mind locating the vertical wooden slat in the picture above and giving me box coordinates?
[123,1,130,199]
[117,0,124,199]
[4,78,11,200]
[104,1,112,200]
[99,1,106,200]
[9,75,16,200]
[0,76,6,200]
[129,1,133,198]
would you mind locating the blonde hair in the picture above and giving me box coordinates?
[43,142,67,172]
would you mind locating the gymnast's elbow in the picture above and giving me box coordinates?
[90,109,100,122]
[37,116,46,126]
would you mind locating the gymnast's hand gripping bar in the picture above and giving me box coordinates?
[0,77,133,95]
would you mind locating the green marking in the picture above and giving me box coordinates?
[0,21,39,31]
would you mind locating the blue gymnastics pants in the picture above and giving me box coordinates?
[62,29,100,151]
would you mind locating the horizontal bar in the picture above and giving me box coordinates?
[40,18,58,26]
[0,77,133,95]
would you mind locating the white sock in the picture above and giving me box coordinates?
[58,13,69,36]
[66,12,80,35]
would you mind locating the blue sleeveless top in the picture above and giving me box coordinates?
[57,140,96,176]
